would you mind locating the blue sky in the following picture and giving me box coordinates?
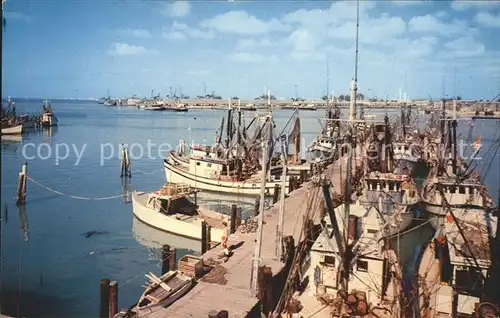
[2,0,500,100]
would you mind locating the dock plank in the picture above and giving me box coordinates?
[148,156,356,317]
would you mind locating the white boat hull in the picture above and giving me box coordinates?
[424,201,486,230]
[41,114,58,127]
[1,124,23,135]
[132,191,224,242]
[164,159,288,196]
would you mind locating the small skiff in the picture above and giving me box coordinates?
[133,271,192,315]
[1,124,23,135]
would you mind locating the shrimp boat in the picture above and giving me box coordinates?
[164,111,294,196]
[40,98,58,127]
[131,270,193,316]
[416,211,498,317]
[132,183,227,242]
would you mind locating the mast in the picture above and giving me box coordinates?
[250,119,269,295]
[452,99,457,175]
[350,0,360,123]
[326,60,330,110]
[276,136,288,261]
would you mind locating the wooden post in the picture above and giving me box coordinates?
[120,147,131,178]
[273,184,279,204]
[162,245,171,274]
[300,170,307,184]
[288,176,295,194]
[109,281,118,318]
[206,224,212,252]
[208,310,218,318]
[217,310,229,318]
[258,266,274,315]
[230,204,237,234]
[169,248,176,271]
[99,278,110,318]
[254,197,260,216]
[16,163,27,205]
[236,206,242,229]
[201,221,207,254]
[194,190,198,205]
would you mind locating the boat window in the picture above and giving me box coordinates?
[367,229,378,234]
[449,185,457,194]
[196,162,201,166]
[356,260,368,272]
[322,255,335,266]
[207,163,212,168]
[458,186,466,194]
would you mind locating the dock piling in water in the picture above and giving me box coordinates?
[169,248,177,271]
[16,163,27,205]
[201,221,211,254]
[254,197,260,216]
[120,147,131,178]
[99,278,111,318]
[109,281,118,318]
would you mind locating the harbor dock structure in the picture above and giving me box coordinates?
[145,152,362,317]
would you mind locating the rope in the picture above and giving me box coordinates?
[26,176,131,201]
[386,219,431,239]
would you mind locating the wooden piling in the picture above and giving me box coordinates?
[169,248,176,271]
[109,281,118,318]
[162,245,171,274]
[194,190,198,205]
[288,176,295,194]
[208,310,218,318]
[273,184,279,204]
[217,310,229,318]
[16,163,27,205]
[230,204,237,234]
[300,170,307,184]
[206,224,212,252]
[236,206,242,229]
[254,197,260,216]
[120,147,131,178]
[99,278,111,318]
[258,266,274,315]
[201,221,207,254]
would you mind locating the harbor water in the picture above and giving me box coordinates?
[1,100,498,317]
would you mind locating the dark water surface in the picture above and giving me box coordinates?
[0,100,498,317]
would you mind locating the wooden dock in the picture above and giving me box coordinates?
[146,155,359,317]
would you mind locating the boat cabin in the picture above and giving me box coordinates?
[427,177,491,208]
[434,214,497,317]
[361,172,417,208]
[146,184,196,215]
[308,210,399,310]
[189,156,238,180]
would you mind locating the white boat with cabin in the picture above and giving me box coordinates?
[416,211,497,317]
[132,184,227,242]
[422,175,495,229]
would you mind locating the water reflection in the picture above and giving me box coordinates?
[122,178,132,204]
[132,216,200,254]
[1,135,23,152]
[17,205,29,242]
[41,126,58,142]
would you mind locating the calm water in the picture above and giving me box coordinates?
[0,100,498,317]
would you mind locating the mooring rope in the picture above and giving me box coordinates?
[26,176,132,200]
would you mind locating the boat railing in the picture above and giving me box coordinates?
[160,183,196,197]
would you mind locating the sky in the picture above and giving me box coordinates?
[2,0,500,100]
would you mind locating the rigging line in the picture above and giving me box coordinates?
[26,176,132,200]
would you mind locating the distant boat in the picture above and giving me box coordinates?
[1,124,23,135]
[40,98,58,127]
[143,105,166,111]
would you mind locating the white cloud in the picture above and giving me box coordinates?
[200,11,290,35]
[163,21,215,40]
[162,1,191,18]
[121,28,152,38]
[451,0,500,11]
[229,52,279,63]
[185,70,212,76]
[390,0,427,5]
[107,43,157,56]
[236,38,275,50]
[408,15,468,36]
[474,12,500,28]
[443,36,486,58]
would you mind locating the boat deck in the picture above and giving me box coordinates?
[144,152,360,317]
[417,243,452,318]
